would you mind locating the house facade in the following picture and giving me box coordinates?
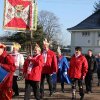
[67,10,100,55]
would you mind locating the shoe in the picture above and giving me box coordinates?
[49,92,53,96]
[86,91,90,94]
[12,94,19,97]
[61,88,65,93]
[53,90,56,93]
[40,93,44,99]
[80,95,84,100]
[62,89,65,93]
[90,90,93,93]
[71,97,76,100]
[97,83,99,86]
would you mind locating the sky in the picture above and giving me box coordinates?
[0,0,99,45]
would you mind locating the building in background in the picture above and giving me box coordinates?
[67,10,100,55]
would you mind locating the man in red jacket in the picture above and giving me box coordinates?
[40,38,58,98]
[23,44,43,100]
[0,43,16,100]
[68,46,88,100]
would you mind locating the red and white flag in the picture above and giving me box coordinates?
[3,0,33,30]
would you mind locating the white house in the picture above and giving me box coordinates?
[67,10,100,55]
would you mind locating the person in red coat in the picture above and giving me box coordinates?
[0,43,16,100]
[23,44,43,100]
[40,38,58,98]
[68,46,88,100]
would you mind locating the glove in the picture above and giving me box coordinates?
[63,72,67,76]
[64,72,67,75]
[50,74,53,76]
[53,72,56,74]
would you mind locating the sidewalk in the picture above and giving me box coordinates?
[13,74,100,100]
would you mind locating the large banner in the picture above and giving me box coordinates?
[3,0,35,30]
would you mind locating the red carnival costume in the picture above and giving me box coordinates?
[23,54,43,81]
[0,50,16,100]
[23,53,43,100]
[42,49,58,74]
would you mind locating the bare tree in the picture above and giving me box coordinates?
[38,10,61,41]
[94,1,100,12]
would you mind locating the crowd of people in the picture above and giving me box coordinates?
[0,39,100,100]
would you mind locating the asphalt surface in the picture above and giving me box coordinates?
[12,73,100,100]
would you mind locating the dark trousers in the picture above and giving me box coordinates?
[40,74,53,96]
[61,82,64,90]
[52,82,56,92]
[12,76,19,95]
[71,78,84,99]
[24,80,40,100]
[85,73,93,92]
[97,70,100,86]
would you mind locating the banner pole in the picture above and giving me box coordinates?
[30,30,33,56]
[30,0,37,56]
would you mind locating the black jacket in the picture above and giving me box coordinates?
[85,55,97,74]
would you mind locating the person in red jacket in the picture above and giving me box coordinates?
[68,46,88,100]
[0,43,16,100]
[23,44,43,100]
[40,38,58,98]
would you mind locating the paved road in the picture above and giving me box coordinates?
[13,74,100,100]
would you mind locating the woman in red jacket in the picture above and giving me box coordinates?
[68,46,88,100]
[0,43,16,100]
[23,44,43,100]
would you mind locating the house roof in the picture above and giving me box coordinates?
[67,10,100,31]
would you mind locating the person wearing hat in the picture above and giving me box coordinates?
[11,42,24,97]
[68,46,88,100]
[23,44,43,100]
[40,38,58,98]
[56,47,71,93]
[0,43,16,100]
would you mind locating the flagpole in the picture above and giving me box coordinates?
[30,30,33,56]
[30,0,36,56]
[30,0,37,55]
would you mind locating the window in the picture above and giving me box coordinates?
[88,40,90,43]
[98,32,100,37]
[82,32,90,36]
[97,40,100,46]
